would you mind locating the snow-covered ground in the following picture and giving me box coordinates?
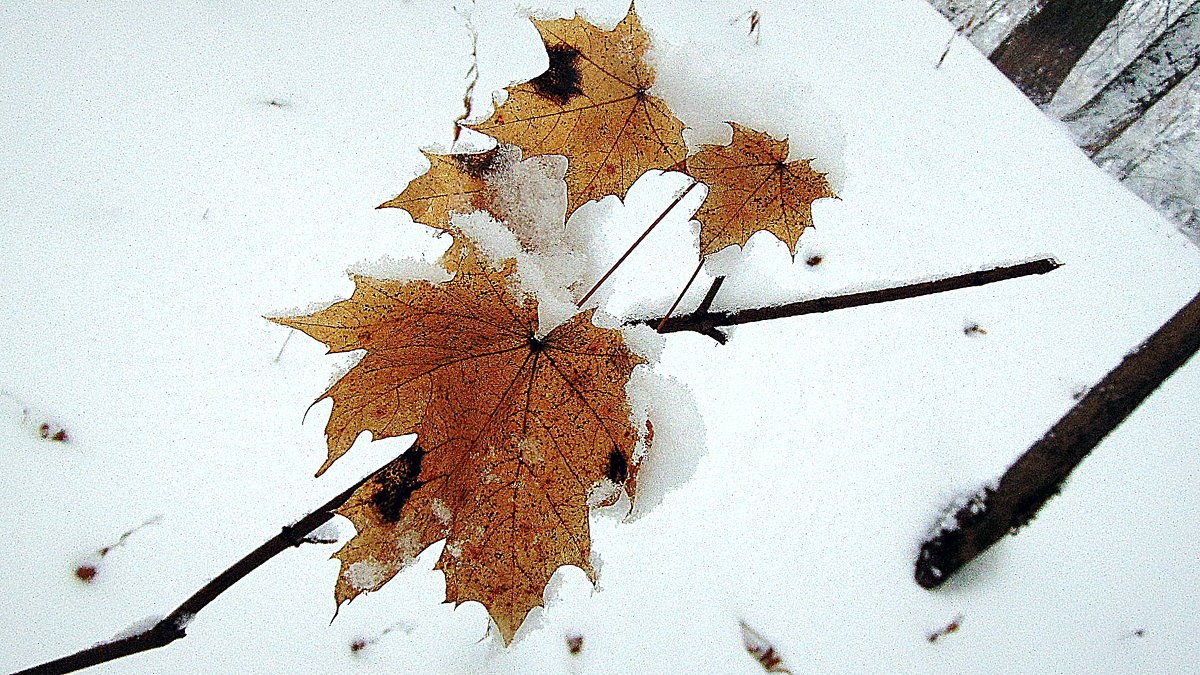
[2,0,1198,673]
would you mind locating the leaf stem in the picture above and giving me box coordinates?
[12,454,403,675]
[641,258,1062,340]
[577,180,701,308]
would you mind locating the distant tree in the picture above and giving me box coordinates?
[1063,0,1200,155]
[989,0,1132,106]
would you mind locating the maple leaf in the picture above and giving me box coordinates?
[686,122,837,258]
[273,245,645,643]
[469,5,687,215]
[377,147,501,236]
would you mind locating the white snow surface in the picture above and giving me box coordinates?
[2,1,1199,673]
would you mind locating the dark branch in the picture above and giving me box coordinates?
[692,276,729,343]
[693,276,726,317]
[11,455,403,675]
[640,258,1062,340]
[916,289,1200,589]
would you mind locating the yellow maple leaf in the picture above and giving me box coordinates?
[686,123,837,257]
[470,5,687,216]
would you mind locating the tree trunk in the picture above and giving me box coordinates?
[990,0,1131,107]
[1063,0,1200,156]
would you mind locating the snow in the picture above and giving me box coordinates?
[106,615,165,643]
[344,558,389,594]
[2,0,1199,673]
[303,521,342,545]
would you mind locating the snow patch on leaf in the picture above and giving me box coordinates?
[343,557,389,592]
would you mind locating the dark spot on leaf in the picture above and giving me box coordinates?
[528,336,546,353]
[606,448,627,484]
[530,44,584,104]
[452,148,499,179]
[372,447,427,523]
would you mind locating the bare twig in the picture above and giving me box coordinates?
[641,258,1062,342]
[578,180,701,307]
[740,620,791,673]
[12,455,404,675]
[693,276,726,316]
[915,288,1200,589]
[452,0,480,145]
[656,260,706,332]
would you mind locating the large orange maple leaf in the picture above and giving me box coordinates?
[273,245,645,643]
[470,5,687,216]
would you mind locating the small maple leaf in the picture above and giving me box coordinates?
[378,148,501,236]
[470,5,687,216]
[274,245,645,643]
[686,122,837,258]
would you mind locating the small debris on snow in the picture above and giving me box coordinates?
[740,620,792,673]
[1,391,73,443]
[963,321,988,336]
[927,615,964,643]
[74,564,98,584]
[566,633,584,654]
[349,621,412,656]
[37,422,69,442]
[74,515,163,583]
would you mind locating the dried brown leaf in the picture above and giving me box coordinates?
[274,245,645,643]
[470,5,687,215]
[686,123,836,257]
[377,148,501,236]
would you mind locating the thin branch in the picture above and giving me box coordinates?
[577,180,701,308]
[12,454,404,675]
[915,289,1200,589]
[640,258,1062,340]
[673,274,729,342]
[657,259,706,332]
[693,276,727,317]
